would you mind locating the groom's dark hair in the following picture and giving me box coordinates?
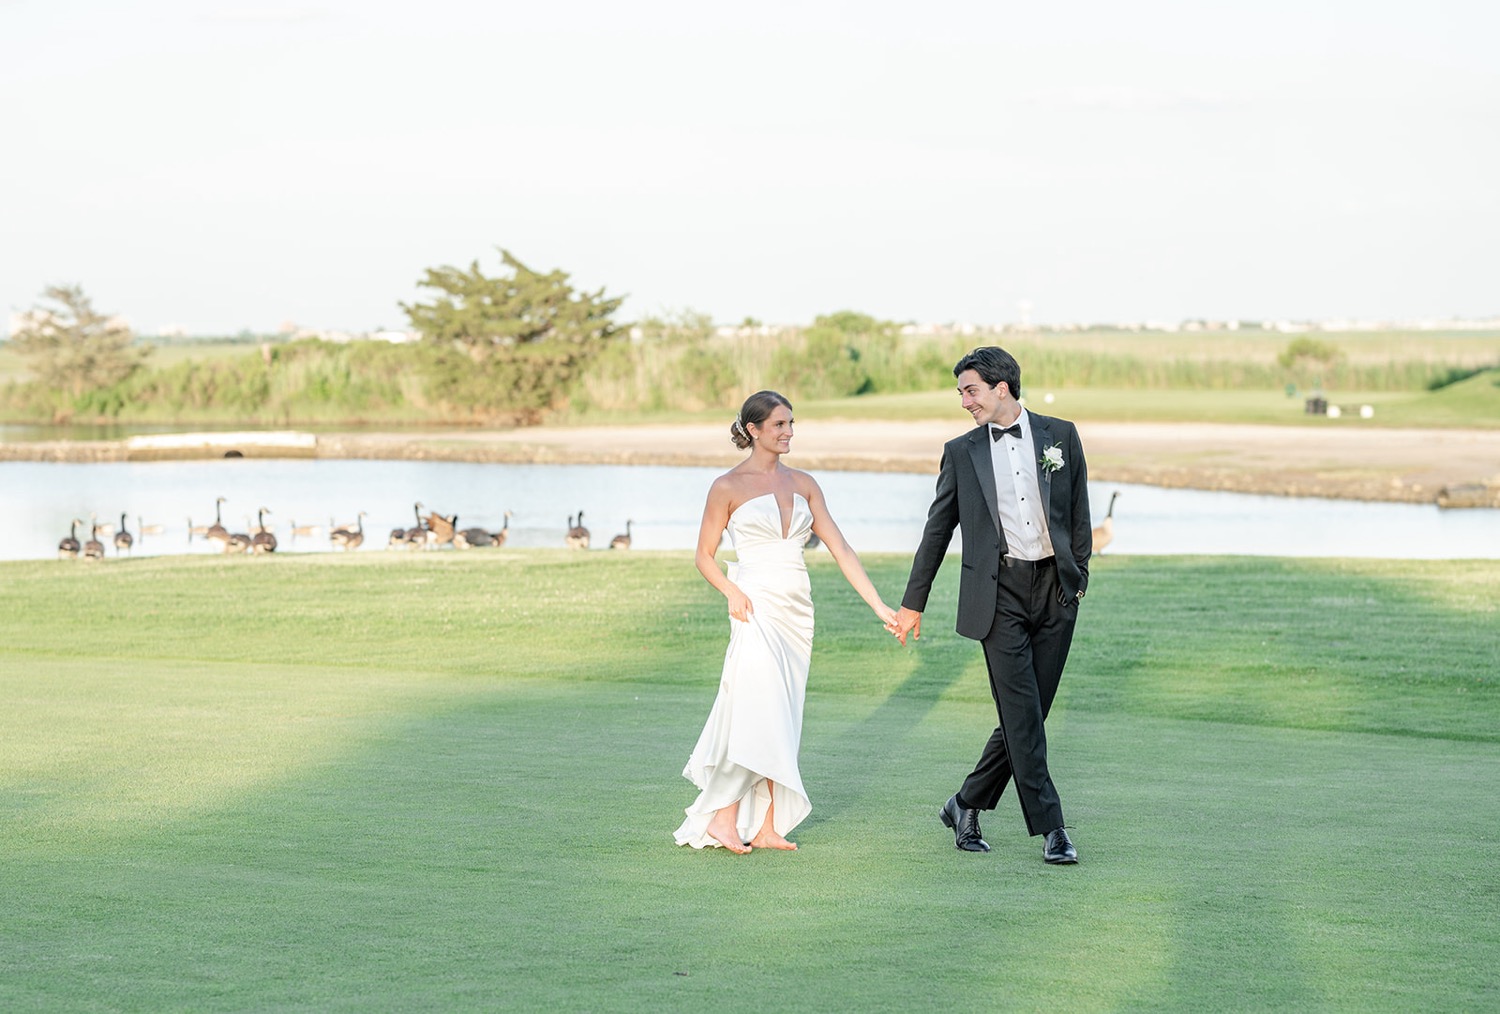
[954,346,1021,399]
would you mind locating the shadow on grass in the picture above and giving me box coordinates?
[1067,555,1499,743]
[802,621,982,827]
[1060,555,1500,1006]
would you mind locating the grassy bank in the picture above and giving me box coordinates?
[2,551,1496,1010]
[790,367,1500,428]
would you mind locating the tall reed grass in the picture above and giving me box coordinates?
[1,328,1494,426]
[565,326,1498,417]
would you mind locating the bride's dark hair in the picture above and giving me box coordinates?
[730,390,793,449]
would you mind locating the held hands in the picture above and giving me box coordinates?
[874,601,899,636]
[891,606,922,646]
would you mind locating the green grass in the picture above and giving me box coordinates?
[2,552,1498,1010]
[792,372,1500,429]
[0,340,256,385]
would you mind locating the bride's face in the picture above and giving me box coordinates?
[751,405,794,454]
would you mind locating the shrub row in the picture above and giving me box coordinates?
[1,331,1492,426]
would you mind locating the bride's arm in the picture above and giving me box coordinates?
[802,479,897,627]
[696,480,753,622]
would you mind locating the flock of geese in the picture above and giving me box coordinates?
[567,511,633,551]
[55,512,148,561]
[58,494,1113,560]
[56,500,635,559]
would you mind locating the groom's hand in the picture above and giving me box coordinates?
[893,607,922,646]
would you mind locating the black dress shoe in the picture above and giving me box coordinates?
[1043,826,1078,864]
[939,795,990,852]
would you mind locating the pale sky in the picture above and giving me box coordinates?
[3,1,1497,335]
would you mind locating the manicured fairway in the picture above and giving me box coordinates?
[2,551,1496,1011]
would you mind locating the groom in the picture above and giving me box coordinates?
[892,346,1091,865]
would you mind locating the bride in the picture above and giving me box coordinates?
[674,390,898,853]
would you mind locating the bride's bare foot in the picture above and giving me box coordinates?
[749,829,798,851]
[750,783,796,850]
[707,821,752,854]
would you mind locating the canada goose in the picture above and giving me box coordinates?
[289,520,322,540]
[83,523,106,561]
[610,520,633,550]
[406,502,429,548]
[454,525,493,549]
[205,497,229,546]
[137,517,165,537]
[252,508,277,553]
[424,509,457,547]
[58,518,81,559]
[387,526,410,549]
[565,510,590,549]
[113,513,134,556]
[457,511,511,549]
[89,512,114,537]
[491,510,513,547]
[187,518,211,539]
[1092,491,1119,554]
[224,530,253,553]
[330,512,366,550]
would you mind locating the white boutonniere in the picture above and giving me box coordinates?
[1040,443,1064,474]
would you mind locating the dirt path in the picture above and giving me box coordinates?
[6,420,1497,506]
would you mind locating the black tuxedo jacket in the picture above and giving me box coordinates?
[901,413,1092,640]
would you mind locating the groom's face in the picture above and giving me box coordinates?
[956,368,1009,427]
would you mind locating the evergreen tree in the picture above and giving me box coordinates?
[400,248,627,420]
[401,248,625,359]
[9,285,149,398]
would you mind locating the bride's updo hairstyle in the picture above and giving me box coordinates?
[730,390,793,450]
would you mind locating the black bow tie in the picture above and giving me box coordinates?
[991,423,1022,442]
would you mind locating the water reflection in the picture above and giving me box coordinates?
[3,459,1496,561]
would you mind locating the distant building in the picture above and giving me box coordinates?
[284,326,419,344]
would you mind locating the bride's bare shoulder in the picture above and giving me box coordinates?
[787,468,823,497]
[712,469,755,493]
[706,471,757,511]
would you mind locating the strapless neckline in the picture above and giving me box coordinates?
[731,492,807,541]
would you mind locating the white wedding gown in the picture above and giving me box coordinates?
[675,492,815,848]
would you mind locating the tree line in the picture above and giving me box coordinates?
[4,249,637,425]
[4,249,1489,428]
[2,249,922,426]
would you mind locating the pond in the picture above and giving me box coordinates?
[3,458,1497,562]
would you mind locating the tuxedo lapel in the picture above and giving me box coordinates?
[1029,414,1060,514]
[1032,411,1056,492]
[965,427,1003,539]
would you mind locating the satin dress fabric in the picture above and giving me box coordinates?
[675,493,815,848]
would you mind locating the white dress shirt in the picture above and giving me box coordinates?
[989,409,1054,561]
